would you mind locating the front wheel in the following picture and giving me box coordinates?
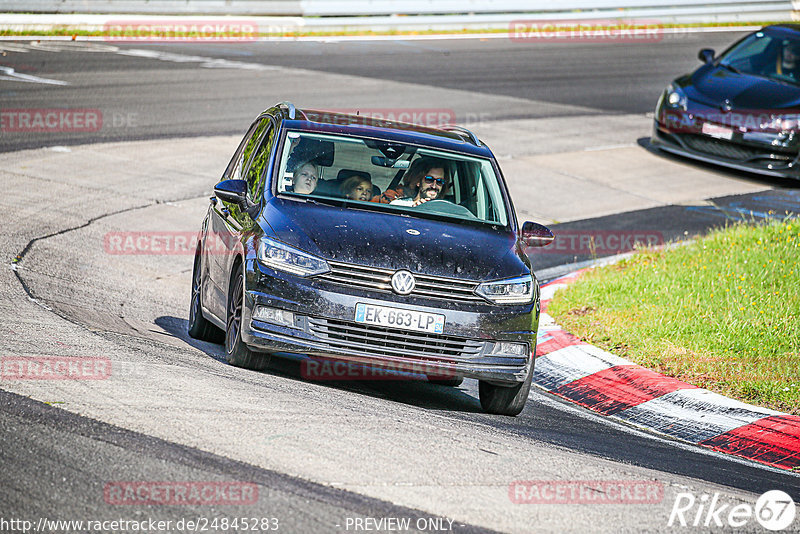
[226,265,270,371]
[188,250,224,343]
[478,367,533,416]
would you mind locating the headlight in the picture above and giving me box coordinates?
[252,305,295,327]
[775,114,799,133]
[487,341,529,356]
[476,274,536,305]
[664,84,687,111]
[257,237,330,277]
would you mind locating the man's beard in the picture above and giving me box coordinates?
[421,187,439,199]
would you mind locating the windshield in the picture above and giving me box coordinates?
[719,30,800,85]
[274,131,509,226]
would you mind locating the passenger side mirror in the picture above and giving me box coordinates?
[214,179,248,205]
[521,221,554,248]
[698,48,715,64]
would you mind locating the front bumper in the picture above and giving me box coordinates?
[651,119,800,180]
[241,259,537,384]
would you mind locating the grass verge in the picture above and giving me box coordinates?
[547,219,799,414]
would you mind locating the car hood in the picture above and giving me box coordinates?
[687,66,800,110]
[261,197,526,280]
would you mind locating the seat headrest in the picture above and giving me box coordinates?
[336,169,371,182]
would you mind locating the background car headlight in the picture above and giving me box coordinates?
[774,114,799,134]
[476,274,536,305]
[664,84,688,111]
[257,237,330,277]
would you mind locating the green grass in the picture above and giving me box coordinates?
[548,219,800,414]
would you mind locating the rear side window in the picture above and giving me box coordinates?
[245,120,276,201]
[225,120,262,181]
[222,117,275,201]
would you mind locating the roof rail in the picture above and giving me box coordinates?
[439,125,482,147]
[278,101,308,120]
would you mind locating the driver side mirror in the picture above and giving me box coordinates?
[214,179,248,204]
[521,221,554,248]
[698,48,715,64]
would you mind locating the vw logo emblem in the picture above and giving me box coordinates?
[391,270,416,295]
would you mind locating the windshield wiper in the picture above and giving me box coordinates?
[302,196,346,207]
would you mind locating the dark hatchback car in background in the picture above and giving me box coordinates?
[188,102,553,416]
[652,24,800,180]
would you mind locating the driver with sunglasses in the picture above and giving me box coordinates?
[373,157,451,207]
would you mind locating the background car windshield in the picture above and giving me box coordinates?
[720,30,800,84]
[276,131,509,226]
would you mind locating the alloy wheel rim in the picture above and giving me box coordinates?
[226,273,242,354]
[190,260,201,325]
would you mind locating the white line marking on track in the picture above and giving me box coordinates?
[0,42,31,52]
[0,66,69,85]
[0,41,282,72]
[584,143,636,151]
[115,48,282,71]
[27,41,119,53]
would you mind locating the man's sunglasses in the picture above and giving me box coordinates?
[423,175,447,186]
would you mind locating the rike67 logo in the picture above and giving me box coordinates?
[669,490,796,531]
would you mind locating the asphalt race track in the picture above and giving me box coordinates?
[1,30,799,533]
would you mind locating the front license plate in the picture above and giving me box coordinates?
[702,122,733,140]
[355,303,445,334]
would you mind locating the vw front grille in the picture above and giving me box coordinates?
[308,317,483,361]
[317,261,484,303]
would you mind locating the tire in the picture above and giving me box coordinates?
[187,250,224,343]
[225,264,270,371]
[478,367,533,416]
[428,376,464,387]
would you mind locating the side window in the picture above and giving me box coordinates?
[224,121,257,181]
[244,119,276,201]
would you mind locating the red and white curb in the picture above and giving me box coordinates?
[534,270,800,472]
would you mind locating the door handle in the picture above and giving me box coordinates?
[221,207,230,218]
[209,196,217,206]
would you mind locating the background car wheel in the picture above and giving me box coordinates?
[427,376,464,387]
[478,367,533,416]
[226,264,270,371]
[187,250,224,343]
